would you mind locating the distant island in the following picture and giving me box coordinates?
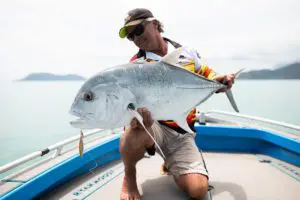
[19,73,86,81]
[18,62,300,81]
[239,62,300,79]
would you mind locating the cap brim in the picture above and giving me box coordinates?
[118,19,145,39]
[119,27,127,38]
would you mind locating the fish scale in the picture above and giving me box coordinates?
[69,48,240,133]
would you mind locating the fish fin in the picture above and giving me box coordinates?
[160,48,183,66]
[174,115,194,133]
[223,68,244,112]
[225,89,239,112]
[234,68,245,78]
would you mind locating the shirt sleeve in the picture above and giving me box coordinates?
[178,47,217,80]
[130,54,138,62]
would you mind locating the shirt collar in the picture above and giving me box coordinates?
[145,41,175,61]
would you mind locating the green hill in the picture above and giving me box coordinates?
[239,62,300,79]
[20,73,86,81]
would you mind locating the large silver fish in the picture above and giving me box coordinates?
[69,48,241,133]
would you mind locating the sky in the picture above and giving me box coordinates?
[1,0,300,81]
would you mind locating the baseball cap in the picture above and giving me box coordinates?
[119,8,155,38]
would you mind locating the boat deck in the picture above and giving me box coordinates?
[0,134,118,197]
[1,112,299,200]
[41,152,299,200]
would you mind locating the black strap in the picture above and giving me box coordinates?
[135,37,182,59]
[163,37,182,48]
[41,148,50,156]
[146,144,156,156]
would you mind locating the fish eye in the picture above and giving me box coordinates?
[82,91,94,101]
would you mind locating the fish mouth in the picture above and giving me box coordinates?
[69,118,97,129]
[69,109,96,129]
[70,118,85,128]
[70,118,89,128]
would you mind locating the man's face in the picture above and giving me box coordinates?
[127,21,160,51]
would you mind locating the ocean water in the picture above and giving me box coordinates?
[0,80,299,166]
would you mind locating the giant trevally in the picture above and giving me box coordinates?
[69,47,242,133]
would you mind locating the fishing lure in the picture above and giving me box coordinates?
[79,129,84,157]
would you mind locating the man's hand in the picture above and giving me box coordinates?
[215,73,235,93]
[130,108,154,129]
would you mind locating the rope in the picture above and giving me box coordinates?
[127,105,166,160]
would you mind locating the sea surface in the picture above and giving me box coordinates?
[0,80,299,166]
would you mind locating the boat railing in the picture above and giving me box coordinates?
[203,110,300,138]
[0,128,121,182]
[2,110,299,184]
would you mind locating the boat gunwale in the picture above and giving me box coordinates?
[1,124,299,199]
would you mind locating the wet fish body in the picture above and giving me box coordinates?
[69,48,237,132]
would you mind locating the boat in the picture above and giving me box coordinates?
[0,110,299,200]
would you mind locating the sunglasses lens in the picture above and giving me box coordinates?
[127,33,134,41]
[126,23,145,40]
[135,24,144,36]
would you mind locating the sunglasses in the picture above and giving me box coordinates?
[127,23,146,41]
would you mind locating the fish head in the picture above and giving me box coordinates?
[69,75,135,129]
[69,82,111,129]
[69,72,121,128]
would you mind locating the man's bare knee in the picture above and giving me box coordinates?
[175,174,208,200]
[120,127,153,165]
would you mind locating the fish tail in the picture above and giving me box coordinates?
[225,89,239,112]
[225,68,244,112]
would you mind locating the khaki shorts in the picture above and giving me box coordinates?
[151,121,209,179]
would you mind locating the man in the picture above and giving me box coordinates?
[118,8,235,200]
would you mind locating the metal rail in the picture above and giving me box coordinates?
[0,129,118,174]
[206,110,300,131]
[205,110,300,136]
[2,110,299,177]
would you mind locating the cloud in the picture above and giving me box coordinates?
[0,0,300,80]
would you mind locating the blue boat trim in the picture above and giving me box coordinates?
[194,125,300,166]
[0,134,122,200]
[1,125,299,199]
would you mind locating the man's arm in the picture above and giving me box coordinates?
[179,47,235,93]
[196,65,235,92]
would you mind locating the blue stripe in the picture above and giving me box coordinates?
[194,125,300,166]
